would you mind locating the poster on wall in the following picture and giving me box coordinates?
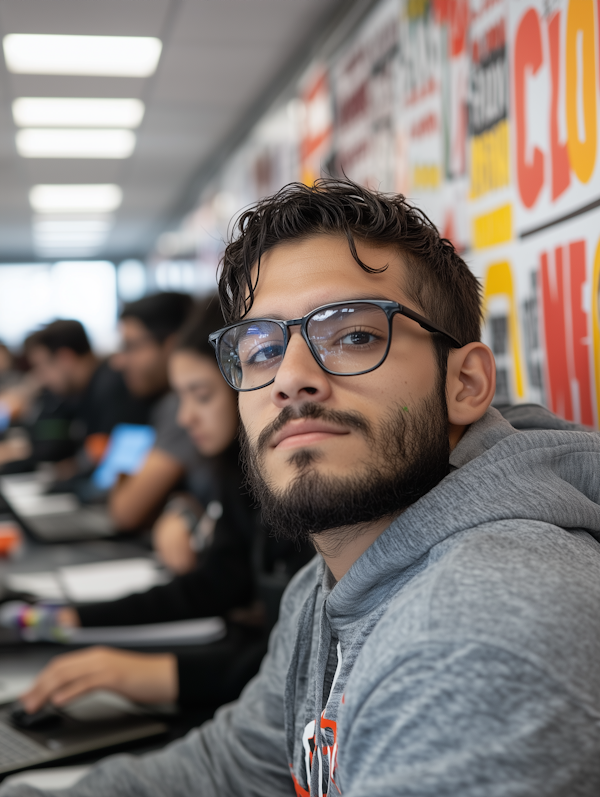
[174,0,600,427]
[299,66,334,186]
[396,0,470,250]
[468,0,600,425]
[332,0,399,191]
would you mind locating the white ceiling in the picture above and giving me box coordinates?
[0,0,346,263]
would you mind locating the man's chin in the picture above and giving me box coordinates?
[269,440,344,465]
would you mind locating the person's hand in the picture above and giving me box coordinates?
[56,606,80,629]
[20,647,178,713]
[152,511,197,574]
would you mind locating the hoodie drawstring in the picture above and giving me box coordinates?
[310,598,333,797]
[285,582,320,767]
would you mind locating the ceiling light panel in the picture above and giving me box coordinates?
[16,129,136,158]
[29,185,123,213]
[34,231,107,243]
[13,98,145,128]
[3,35,162,77]
[33,218,113,234]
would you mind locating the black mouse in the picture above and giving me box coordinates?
[9,703,62,730]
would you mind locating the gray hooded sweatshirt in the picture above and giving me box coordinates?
[3,406,600,797]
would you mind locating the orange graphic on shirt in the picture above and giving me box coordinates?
[291,710,341,797]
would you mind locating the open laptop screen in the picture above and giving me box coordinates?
[92,424,156,491]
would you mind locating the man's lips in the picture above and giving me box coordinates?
[270,420,350,451]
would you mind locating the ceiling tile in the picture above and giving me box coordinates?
[0,0,347,262]
[0,0,171,36]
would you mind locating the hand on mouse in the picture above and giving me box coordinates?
[20,647,178,713]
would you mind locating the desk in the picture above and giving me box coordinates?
[0,638,217,783]
[0,537,216,782]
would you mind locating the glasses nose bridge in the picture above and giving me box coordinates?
[280,315,321,369]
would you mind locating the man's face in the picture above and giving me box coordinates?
[28,345,76,395]
[238,234,451,539]
[112,318,170,398]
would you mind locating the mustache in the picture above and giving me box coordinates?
[254,402,374,457]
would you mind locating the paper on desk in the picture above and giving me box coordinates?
[0,472,51,498]
[7,492,80,517]
[6,558,169,603]
[59,558,170,602]
[3,765,90,790]
[0,674,35,704]
[63,616,226,647]
[4,571,64,600]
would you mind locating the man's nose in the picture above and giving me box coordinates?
[269,329,332,408]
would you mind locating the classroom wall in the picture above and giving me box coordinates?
[168,0,600,428]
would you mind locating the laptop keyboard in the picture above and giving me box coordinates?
[0,722,50,767]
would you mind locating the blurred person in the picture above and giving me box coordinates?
[0,341,19,390]
[23,321,149,475]
[109,292,198,530]
[14,300,312,712]
[0,342,32,467]
[3,180,600,797]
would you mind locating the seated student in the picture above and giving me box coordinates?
[0,341,19,391]
[14,301,311,712]
[109,292,199,530]
[20,321,148,473]
[3,179,600,797]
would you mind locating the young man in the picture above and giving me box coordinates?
[24,320,147,470]
[4,180,600,796]
[109,292,199,529]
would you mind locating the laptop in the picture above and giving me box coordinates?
[0,691,168,778]
[0,473,114,543]
[0,424,156,543]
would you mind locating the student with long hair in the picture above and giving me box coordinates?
[16,299,311,712]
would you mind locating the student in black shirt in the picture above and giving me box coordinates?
[17,299,312,712]
[24,320,149,470]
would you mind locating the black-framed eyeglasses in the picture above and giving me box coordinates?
[208,299,462,392]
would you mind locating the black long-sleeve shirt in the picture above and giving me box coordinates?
[76,443,313,705]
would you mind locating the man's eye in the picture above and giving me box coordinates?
[246,343,284,365]
[339,331,377,346]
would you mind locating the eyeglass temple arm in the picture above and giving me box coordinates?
[398,306,462,349]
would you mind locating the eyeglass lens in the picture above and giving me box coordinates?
[217,302,390,390]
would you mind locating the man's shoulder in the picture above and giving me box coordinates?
[426,519,600,615]
[372,521,600,697]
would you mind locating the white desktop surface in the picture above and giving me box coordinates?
[2,765,90,789]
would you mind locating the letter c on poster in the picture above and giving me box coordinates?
[514,8,544,208]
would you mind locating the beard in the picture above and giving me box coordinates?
[239,381,450,544]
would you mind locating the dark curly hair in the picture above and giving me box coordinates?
[217,178,482,372]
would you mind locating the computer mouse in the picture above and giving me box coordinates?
[9,702,62,730]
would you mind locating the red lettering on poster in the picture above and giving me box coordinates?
[514,9,544,208]
[541,241,593,424]
[569,241,594,425]
[541,249,573,419]
[548,12,571,200]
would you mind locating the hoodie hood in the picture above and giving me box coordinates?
[326,407,600,623]
[285,406,600,796]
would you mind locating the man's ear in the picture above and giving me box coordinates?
[446,342,496,427]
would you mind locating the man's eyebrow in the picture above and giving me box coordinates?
[244,294,395,321]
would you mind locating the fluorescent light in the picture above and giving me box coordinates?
[13,98,145,128]
[35,231,107,244]
[33,218,113,235]
[3,34,162,77]
[17,129,136,158]
[30,185,123,213]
